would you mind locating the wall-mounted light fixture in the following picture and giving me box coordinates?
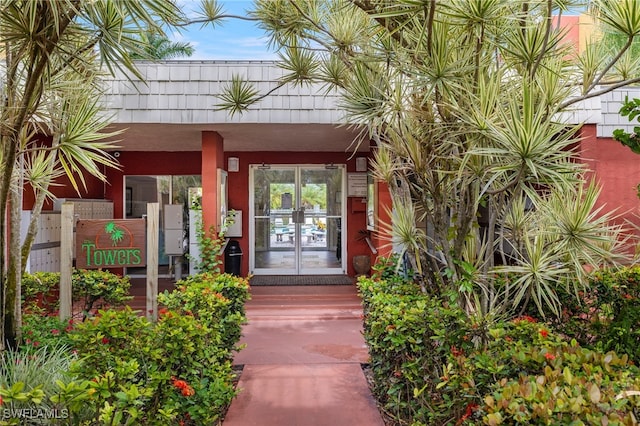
[356,157,367,172]
[228,157,239,172]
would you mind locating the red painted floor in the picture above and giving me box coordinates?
[125,280,384,425]
[222,285,384,426]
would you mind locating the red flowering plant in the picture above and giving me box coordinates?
[359,269,640,426]
[441,318,640,424]
[171,377,195,397]
[153,305,237,424]
[68,307,153,380]
[357,275,478,425]
[66,272,249,425]
[478,320,640,424]
[159,272,250,355]
[20,314,73,350]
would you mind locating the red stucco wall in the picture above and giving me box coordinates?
[26,146,375,277]
[579,124,640,237]
[104,151,202,219]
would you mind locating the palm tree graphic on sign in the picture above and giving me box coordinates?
[104,222,125,246]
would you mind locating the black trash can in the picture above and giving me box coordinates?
[224,240,243,276]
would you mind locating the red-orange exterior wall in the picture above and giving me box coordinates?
[24,147,376,277]
[579,124,640,233]
[555,15,580,54]
[374,182,393,259]
[104,151,202,219]
[201,132,224,230]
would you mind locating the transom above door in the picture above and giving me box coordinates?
[249,165,345,275]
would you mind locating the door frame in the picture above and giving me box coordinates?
[248,164,346,275]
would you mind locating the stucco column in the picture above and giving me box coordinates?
[201,131,225,230]
[375,181,393,258]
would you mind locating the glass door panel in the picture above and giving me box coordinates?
[253,167,297,273]
[250,165,345,275]
[299,167,343,273]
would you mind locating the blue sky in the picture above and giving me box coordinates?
[172,1,277,60]
[170,1,585,60]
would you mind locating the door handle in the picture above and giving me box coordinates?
[292,208,305,224]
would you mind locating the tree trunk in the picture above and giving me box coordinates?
[0,133,19,351]
[7,168,23,348]
[2,171,21,350]
[21,151,57,275]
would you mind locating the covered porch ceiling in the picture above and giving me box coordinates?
[106,122,368,153]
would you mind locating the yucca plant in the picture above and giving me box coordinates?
[220,0,640,319]
[0,0,184,349]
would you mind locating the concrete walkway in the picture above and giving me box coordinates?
[222,285,385,426]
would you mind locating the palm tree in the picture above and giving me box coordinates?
[130,31,194,60]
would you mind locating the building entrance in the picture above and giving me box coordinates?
[250,165,345,275]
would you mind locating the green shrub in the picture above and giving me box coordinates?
[168,272,250,318]
[358,276,473,424]
[22,271,60,314]
[473,320,640,425]
[360,273,640,426]
[21,314,74,350]
[68,306,238,425]
[64,273,249,425]
[160,272,250,353]
[21,269,132,319]
[154,310,237,423]
[72,268,132,318]
[553,266,640,363]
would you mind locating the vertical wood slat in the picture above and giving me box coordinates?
[146,203,159,321]
[59,203,74,320]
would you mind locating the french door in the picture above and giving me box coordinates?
[250,165,345,275]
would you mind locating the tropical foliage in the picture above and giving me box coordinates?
[613,96,640,161]
[2,273,249,425]
[129,31,195,60]
[0,0,184,349]
[358,271,640,425]
[216,0,640,318]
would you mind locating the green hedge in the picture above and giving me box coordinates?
[358,276,474,424]
[553,266,640,363]
[22,269,132,319]
[358,274,640,425]
[5,272,250,425]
